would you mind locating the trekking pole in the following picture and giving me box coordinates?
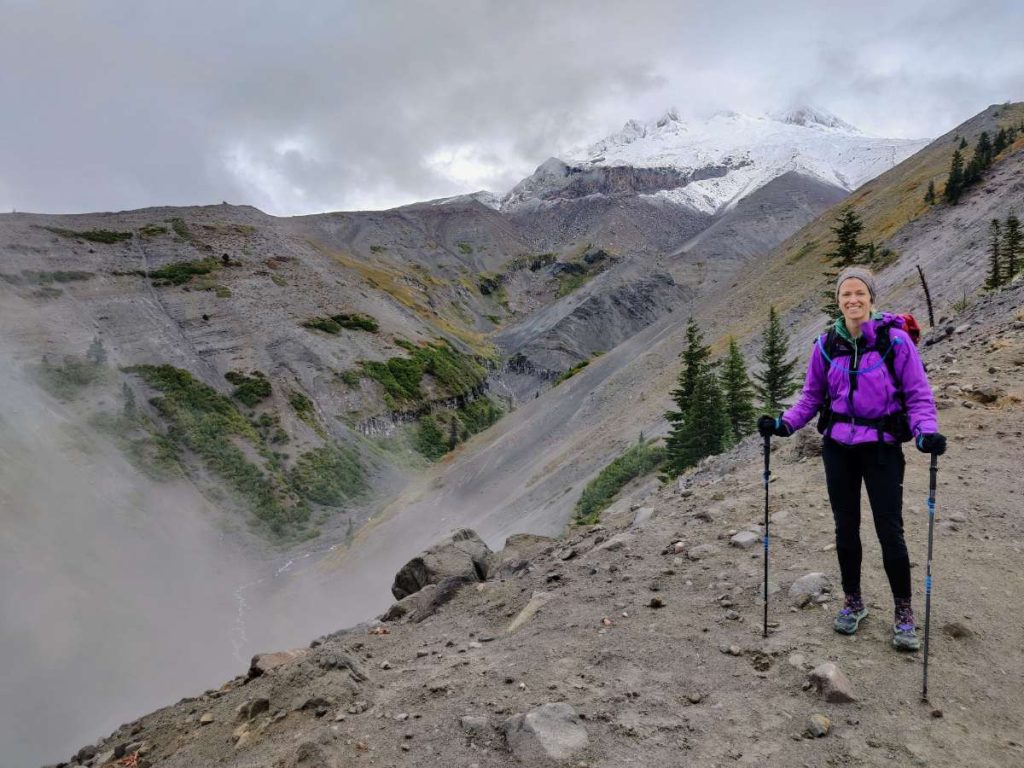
[763,433,771,638]
[921,453,939,702]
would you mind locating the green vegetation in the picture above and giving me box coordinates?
[167,217,194,242]
[90,409,181,481]
[33,286,63,299]
[359,340,486,409]
[720,336,756,444]
[289,390,320,432]
[754,306,799,414]
[411,396,504,461]
[149,259,219,286]
[126,364,308,536]
[290,445,365,506]
[822,208,896,316]
[478,273,502,295]
[35,354,108,400]
[554,359,589,385]
[139,224,169,237]
[1,269,94,286]
[573,439,666,525]
[271,274,287,287]
[370,244,387,253]
[303,312,380,334]
[457,242,473,254]
[44,227,133,244]
[986,213,1023,290]
[225,370,271,407]
[253,412,289,444]
[413,415,449,460]
[339,369,362,387]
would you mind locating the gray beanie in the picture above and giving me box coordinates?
[835,267,877,303]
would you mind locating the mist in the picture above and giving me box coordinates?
[0,335,387,767]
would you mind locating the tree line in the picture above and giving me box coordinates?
[661,309,798,479]
[926,122,1023,206]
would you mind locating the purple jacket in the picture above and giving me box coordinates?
[782,313,939,445]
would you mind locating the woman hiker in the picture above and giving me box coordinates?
[757,267,947,651]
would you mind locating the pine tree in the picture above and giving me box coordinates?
[976,131,993,168]
[754,306,799,414]
[944,149,965,204]
[923,179,936,205]
[86,336,107,366]
[994,128,1009,155]
[720,336,755,445]
[663,318,713,476]
[675,367,728,468]
[986,219,1003,290]
[958,137,968,150]
[1003,213,1022,282]
[827,207,866,267]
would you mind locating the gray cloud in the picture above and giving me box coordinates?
[1,0,1021,215]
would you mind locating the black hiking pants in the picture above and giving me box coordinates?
[821,437,912,601]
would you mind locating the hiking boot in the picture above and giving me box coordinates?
[892,601,921,651]
[833,594,868,635]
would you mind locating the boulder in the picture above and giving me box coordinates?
[391,528,492,600]
[248,648,309,679]
[808,662,857,703]
[236,698,270,723]
[383,575,474,624]
[794,429,823,459]
[503,703,589,765]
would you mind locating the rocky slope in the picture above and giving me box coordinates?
[51,278,1024,768]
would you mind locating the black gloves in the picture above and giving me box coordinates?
[916,432,947,455]
[757,414,793,438]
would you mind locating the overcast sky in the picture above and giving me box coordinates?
[2,0,1022,216]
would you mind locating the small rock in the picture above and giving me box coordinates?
[461,715,490,736]
[728,644,742,656]
[199,713,214,725]
[687,692,703,704]
[931,709,944,718]
[687,543,718,561]
[792,593,812,609]
[380,660,392,670]
[730,530,760,549]
[673,541,687,554]
[805,714,831,738]
[788,572,831,599]
[557,547,577,561]
[808,662,857,703]
[787,653,806,669]
[236,698,270,723]
[724,609,740,620]
[648,597,665,609]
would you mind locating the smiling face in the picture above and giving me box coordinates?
[838,277,872,325]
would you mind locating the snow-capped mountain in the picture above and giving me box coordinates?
[502,107,930,215]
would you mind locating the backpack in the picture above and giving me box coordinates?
[815,314,920,443]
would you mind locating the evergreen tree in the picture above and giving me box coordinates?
[994,128,1009,155]
[958,137,968,149]
[720,336,755,445]
[944,149,965,204]
[86,336,107,366]
[1003,213,1022,282]
[976,131,993,167]
[827,207,866,267]
[663,318,713,476]
[754,306,799,414]
[986,219,1003,290]
[923,179,936,205]
[675,367,728,469]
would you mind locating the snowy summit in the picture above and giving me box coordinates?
[504,107,930,215]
